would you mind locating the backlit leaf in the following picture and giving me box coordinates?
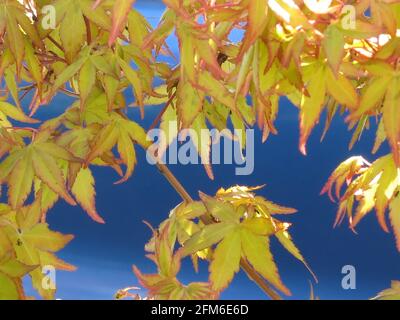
[0,273,19,300]
[383,77,400,165]
[323,25,344,75]
[373,281,400,300]
[181,222,235,257]
[389,195,400,251]
[241,228,290,295]
[71,167,104,224]
[209,228,241,291]
[109,0,136,46]
[79,60,96,111]
[23,223,74,252]
[325,69,358,110]
[299,64,326,155]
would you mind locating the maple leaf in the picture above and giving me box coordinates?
[109,0,136,46]
[176,81,203,129]
[0,102,39,125]
[238,0,269,60]
[181,202,290,294]
[372,281,400,300]
[78,60,96,111]
[0,202,75,299]
[323,25,345,75]
[2,0,400,300]
[58,0,87,63]
[142,9,176,53]
[180,188,314,295]
[268,0,312,29]
[0,252,37,300]
[382,77,400,166]
[86,114,149,183]
[71,167,104,224]
[299,62,327,155]
[0,131,80,209]
[46,46,91,100]
[54,0,112,61]
[389,194,400,251]
[209,228,241,291]
[133,223,216,300]
[0,0,42,75]
[322,154,400,250]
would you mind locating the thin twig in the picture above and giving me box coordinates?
[20,86,34,101]
[0,84,35,93]
[148,91,176,131]
[59,88,79,98]
[46,35,64,52]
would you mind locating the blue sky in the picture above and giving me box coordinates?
[23,0,400,300]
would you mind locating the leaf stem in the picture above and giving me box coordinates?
[84,16,92,44]
[148,91,176,131]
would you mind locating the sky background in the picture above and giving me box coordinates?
[22,0,400,300]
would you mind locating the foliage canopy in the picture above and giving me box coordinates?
[0,0,400,300]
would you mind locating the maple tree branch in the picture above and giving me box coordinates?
[155,163,193,203]
[155,162,283,300]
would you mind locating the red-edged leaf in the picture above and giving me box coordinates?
[109,0,136,46]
